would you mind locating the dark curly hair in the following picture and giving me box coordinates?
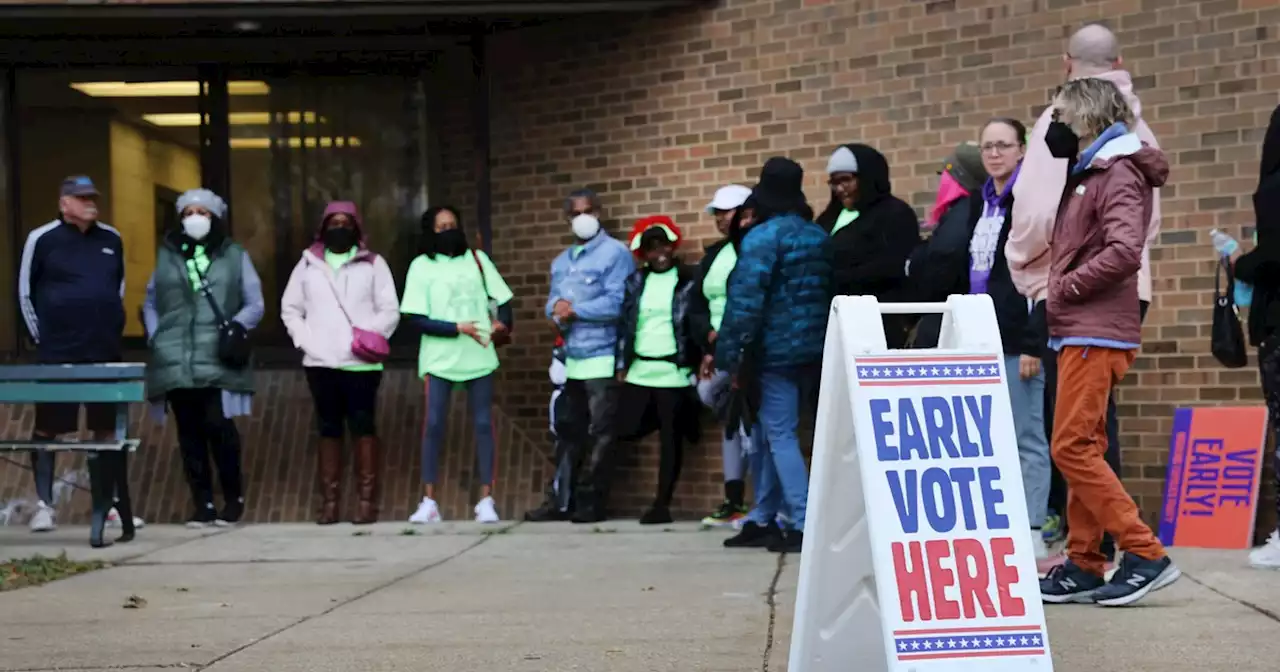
[419,205,464,259]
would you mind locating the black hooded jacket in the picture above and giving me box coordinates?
[817,144,921,299]
[817,144,921,346]
[1234,104,1280,347]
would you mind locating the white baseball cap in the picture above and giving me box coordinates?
[705,184,752,214]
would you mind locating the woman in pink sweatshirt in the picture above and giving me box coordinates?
[280,201,401,525]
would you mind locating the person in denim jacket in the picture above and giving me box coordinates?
[524,188,634,524]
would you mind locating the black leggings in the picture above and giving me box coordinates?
[305,368,382,438]
[169,388,243,508]
[1259,336,1280,535]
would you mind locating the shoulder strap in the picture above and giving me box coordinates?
[190,253,231,327]
[471,249,493,300]
[318,258,356,328]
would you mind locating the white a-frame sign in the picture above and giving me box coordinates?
[788,295,1052,672]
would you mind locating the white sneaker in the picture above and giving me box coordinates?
[106,507,145,529]
[1030,531,1049,560]
[1249,530,1280,570]
[474,496,500,523]
[29,501,56,532]
[408,497,441,524]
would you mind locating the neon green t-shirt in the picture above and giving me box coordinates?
[702,244,738,332]
[324,247,382,373]
[184,244,210,291]
[626,269,692,388]
[830,209,859,236]
[401,251,514,383]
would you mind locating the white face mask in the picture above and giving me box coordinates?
[571,214,600,241]
[182,214,212,241]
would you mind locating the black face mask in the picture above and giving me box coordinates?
[1045,121,1080,161]
[323,227,358,254]
[436,229,468,257]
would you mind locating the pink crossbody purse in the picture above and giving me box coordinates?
[323,266,390,363]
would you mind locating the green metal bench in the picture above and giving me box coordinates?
[0,363,145,548]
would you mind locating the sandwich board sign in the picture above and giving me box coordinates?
[789,295,1051,672]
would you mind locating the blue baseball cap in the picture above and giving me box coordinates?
[60,175,99,197]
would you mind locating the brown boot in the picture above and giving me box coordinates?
[316,437,342,525]
[353,436,380,524]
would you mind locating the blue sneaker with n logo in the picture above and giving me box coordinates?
[1040,560,1104,604]
[1093,553,1181,607]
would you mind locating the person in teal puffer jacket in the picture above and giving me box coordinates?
[717,157,832,554]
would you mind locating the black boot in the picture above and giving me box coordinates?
[570,488,606,524]
[639,503,673,525]
[724,520,782,548]
[524,494,570,522]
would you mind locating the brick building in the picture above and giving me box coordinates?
[0,0,1276,529]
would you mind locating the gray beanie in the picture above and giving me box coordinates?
[175,188,227,220]
[826,146,859,175]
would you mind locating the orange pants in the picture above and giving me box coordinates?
[1052,345,1165,575]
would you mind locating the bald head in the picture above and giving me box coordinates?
[1067,23,1120,75]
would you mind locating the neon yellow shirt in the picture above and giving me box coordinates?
[626,269,692,388]
[401,252,514,382]
[831,209,859,236]
[702,244,737,332]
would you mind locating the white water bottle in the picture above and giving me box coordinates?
[1210,228,1238,256]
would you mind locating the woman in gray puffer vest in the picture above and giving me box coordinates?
[142,188,264,528]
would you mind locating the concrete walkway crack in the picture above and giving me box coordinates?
[198,525,515,670]
[760,552,786,672]
[1183,571,1280,624]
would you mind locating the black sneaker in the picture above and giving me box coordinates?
[639,505,673,525]
[524,500,570,522]
[768,530,803,554]
[187,503,218,529]
[724,520,781,548]
[1093,553,1181,607]
[216,498,244,527]
[1040,560,1105,604]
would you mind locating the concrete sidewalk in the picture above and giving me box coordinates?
[1,523,1279,671]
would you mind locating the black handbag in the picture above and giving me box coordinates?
[192,257,252,370]
[1211,256,1248,369]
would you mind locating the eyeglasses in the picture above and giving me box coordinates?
[980,142,1021,155]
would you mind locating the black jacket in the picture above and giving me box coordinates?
[688,238,733,352]
[909,190,1046,357]
[1234,104,1280,348]
[817,144,921,348]
[616,263,702,371]
[816,144,922,301]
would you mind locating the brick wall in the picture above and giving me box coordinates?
[480,0,1280,530]
[3,0,1278,529]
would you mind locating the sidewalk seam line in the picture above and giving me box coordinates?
[1183,571,1280,624]
[761,552,785,672]
[195,524,515,670]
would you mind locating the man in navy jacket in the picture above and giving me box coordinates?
[17,176,126,532]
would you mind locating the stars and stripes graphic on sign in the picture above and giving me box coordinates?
[892,625,1047,661]
[854,355,1002,387]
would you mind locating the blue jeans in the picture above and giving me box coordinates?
[745,367,814,531]
[1005,355,1050,528]
[421,374,496,487]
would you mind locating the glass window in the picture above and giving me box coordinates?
[227,71,431,345]
[14,69,205,340]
